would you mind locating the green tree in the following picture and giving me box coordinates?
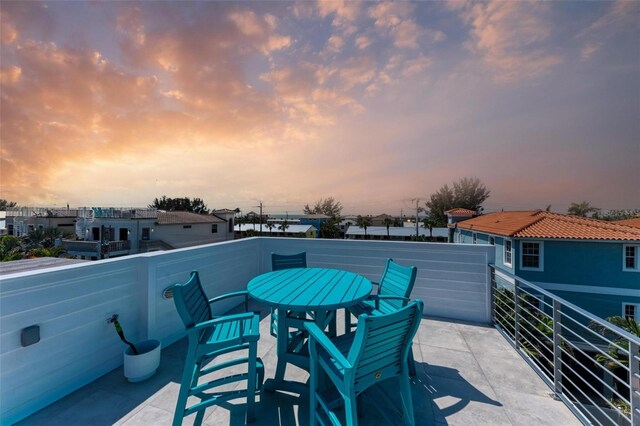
[149,196,210,214]
[356,215,372,239]
[320,219,340,239]
[599,209,640,222]
[265,222,275,235]
[426,177,490,226]
[278,220,290,235]
[0,235,25,261]
[0,199,18,210]
[303,197,343,219]
[422,218,435,240]
[567,201,600,217]
[382,217,393,240]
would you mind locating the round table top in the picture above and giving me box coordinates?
[247,268,372,311]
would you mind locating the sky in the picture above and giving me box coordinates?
[1,1,639,216]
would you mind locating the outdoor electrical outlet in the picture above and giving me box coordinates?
[107,314,119,324]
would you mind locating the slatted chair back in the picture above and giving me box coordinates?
[173,271,212,329]
[271,252,307,271]
[377,259,417,312]
[349,299,423,394]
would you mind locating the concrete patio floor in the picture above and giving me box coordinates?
[18,305,580,426]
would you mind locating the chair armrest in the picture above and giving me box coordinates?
[192,311,255,332]
[305,322,351,370]
[208,290,249,311]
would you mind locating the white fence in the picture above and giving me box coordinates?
[0,238,493,424]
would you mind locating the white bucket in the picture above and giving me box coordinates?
[123,339,161,382]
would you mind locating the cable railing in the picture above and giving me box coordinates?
[490,265,640,425]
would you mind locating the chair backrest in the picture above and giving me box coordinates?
[173,271,212,329]
[348,299,423,393]
[377,259,417,311]
[271,252,307,271]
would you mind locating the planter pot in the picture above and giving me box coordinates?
[123,339,161,382]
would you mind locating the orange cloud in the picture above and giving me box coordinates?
[451,0,563,81]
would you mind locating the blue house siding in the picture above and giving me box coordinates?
[455,227,640,321]
[516,240,639,290]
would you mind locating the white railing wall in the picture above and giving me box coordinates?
[0,237,492,424]
[261,238,495,323]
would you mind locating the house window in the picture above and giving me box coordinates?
[183,225,192,229]
[623,303,639,321]
[623,245,639,271]
[521,241,543,271]
[504,240,512,267]
[211,224,218,233]
[489,236,495,246]
[472,233,477,244]
[141,228,150,240]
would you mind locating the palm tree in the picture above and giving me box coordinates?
[279,220,289,236]
[382,218,393,240]
[265,222,275,235]
[567,201,600,217]
[422,218,434,241]
[356,215,372,239]
[591,316,640,370]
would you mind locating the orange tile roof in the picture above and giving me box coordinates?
[616,217,640,228]
[457,211,640,241]
[445,208,476,216]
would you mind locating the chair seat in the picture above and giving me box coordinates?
[206,314,260,344]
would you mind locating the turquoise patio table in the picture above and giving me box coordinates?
[247,267,372,394]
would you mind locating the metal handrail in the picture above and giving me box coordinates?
[490,264,639,426]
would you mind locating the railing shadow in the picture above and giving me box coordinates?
[413,362,502,424]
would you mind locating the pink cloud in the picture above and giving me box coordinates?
[451,0,563,81]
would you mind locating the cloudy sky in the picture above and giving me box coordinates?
[1,1,638,215]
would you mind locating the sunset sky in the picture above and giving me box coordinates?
[1,1,638,215]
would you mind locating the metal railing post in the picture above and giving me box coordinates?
[514,280,520,350]
[490,266,496,324]
[552,299,562,399]
[630,340,639,425]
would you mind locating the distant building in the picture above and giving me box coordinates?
[453,210,640,322]
[235,223,317,239]
[345,226,449,242]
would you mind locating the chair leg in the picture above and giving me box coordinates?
[408,348,416,377]
[343,309,353,334]
[246,341,258,423]
[399,374,415,426]
[309,342,318,426]
[345,394,358,426]
[174,346,199,426]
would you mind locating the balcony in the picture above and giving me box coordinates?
[0,238,633,424]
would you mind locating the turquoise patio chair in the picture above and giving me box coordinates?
[270,252,308,343]
[345,258,418,374]
[172,271,264,425]
[306,299,423,426]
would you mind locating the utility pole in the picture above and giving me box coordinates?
[415,199,419,238]
[259,201,263,234]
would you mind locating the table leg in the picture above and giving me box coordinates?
[264,308,309,395]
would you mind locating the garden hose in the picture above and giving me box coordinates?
[112,319,139,355]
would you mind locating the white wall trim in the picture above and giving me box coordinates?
[532,281,640,297]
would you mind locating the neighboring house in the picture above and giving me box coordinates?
[154,211,229,249]
[346,226,449,242]
[299,214,331,237]
[6,208,79,237]
[60,208,233,259]
[452,210,640,322]
[616,217,640,228]
[212,209,236,234]
[444,208,477,225]
[370,214,395,227]
[235,223,317,239]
